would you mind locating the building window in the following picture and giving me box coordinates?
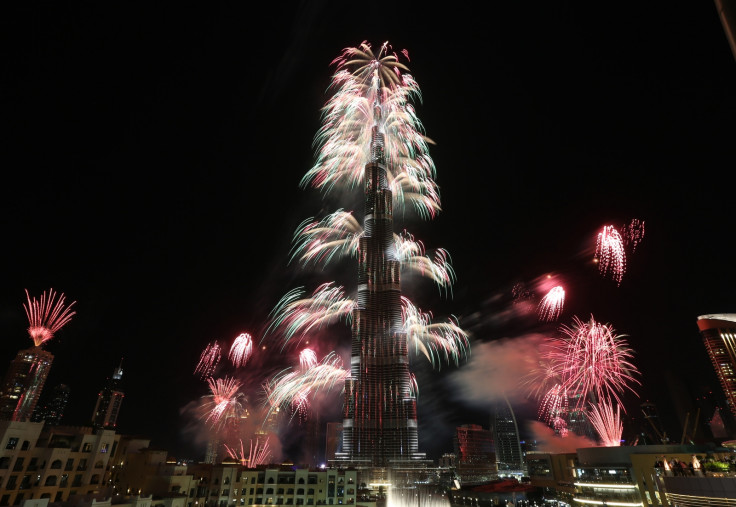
[0,495,8,506]
[60,474,68,487]
[6,438,18,450]
[90,475,100,485]
[0,458,10,469]
[65,459,74,471]
[20,441,29,451]
[6,476,17,490]
[12,493,24,506]
[82,443,92,452]
[45,476,58,487]
[94,461,103,469]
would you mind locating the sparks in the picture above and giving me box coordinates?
[595,225,626,286]
[622,218,645,253]
[588,400,623,447]
[538,286,565,322]
[203,376,245,428]
[194,341,222,379]
[299,348,318,370]
[224,437,272,468]
[23,288,76,347]
[229,332,253,368]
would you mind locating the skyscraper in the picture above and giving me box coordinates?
[91,360,125,430]
[453,424,497,485]
[490,398,524,475]
[697,314,736,420]
[32,383,71,426]
[0,347,54,422]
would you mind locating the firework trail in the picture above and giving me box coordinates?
[290,217,455,293]
[299,348,318,370]
[555,315,640,410]
[537,383,569,425]
[224,437,272,467]
[265,352,350,420]
[301,41,441,219]
[588,400,623,446]
[290,210,362,267]
[194,341,222,379]
[622,218,645,253]
[401,296,470,369]
[595,225,626,286]
[265,283,355,349]
[229,332,253,368]
[23,288,76,347]
[538,286,565,322]
[203,376,245,428]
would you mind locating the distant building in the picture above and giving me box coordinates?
[697,314,736,421]
[490,398,524,475]
[91,360,125,430]
[325,422,342,463]
[32,383,71,426]
[0,347,54,422]
[453,424,497,485]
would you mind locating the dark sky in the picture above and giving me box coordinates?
[2,2,735,462]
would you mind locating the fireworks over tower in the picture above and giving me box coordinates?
[266,41,469,472]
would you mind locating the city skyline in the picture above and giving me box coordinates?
[2,2,736,461]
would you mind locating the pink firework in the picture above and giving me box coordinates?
[595,225,626,286]
[299,348,318,369]
[229,332,253,367]
[204,376,245,427]
[556,315,640,410]
[23,288,77,347]
[224,437,272,467]
[194,341,222,379]
[588,400,623,447]
[622,218,645,253]
[538,286,565,322]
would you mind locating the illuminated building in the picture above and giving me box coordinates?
[335,108,426,470]
[0,347,54,422]
[92,360,125,430]
[697,314,736,420]
[32,383,71,426]
[453,424,497,485]
[490,399,524,475]
[325,422,342,463]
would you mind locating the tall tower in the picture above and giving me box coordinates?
[697,314,736,421]
[0,347,54,421]
[91,360,125,430]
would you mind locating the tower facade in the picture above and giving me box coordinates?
[697,314,736,420]
[338,123,423,468]
[453,424,497,485]
[490,398,524,474]
[32,383,71,426]
[92,361,125,430]
[0,347,54,422]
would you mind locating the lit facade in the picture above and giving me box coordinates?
[32,384,71,427]
[0,347,54,422]
[697,314,736,420]
[453,424,497,485]
[490,399,524,475]
[92,362,124,430]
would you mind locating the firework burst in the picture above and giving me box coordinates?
[224,437,272,467]
[266,283,355,349]
[299,348,318,370]
[23,288,76,347]
[194,341,222,379]
[229,332,253,368]
[538,286,565,322]
[622,218,645,253]
[396,230,456,295]
[595,225,626,286]
[401,296,470,369]
[588,400,623,446]
[290,210,362,267]
[203,376,245,428]
[301,41,440,219]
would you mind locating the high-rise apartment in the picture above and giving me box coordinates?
[91,360,125,430]
[490,398,524,474]
[453,424,497,485]
[697,314,736,420]
[32,383,71,426]
[0,347,54,422]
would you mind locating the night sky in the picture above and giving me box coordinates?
[2,2,735,462]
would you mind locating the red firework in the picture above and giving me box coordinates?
[229,332,253,367]
[195,341,222,379]
[595,225,626,286]
[538,286,565,322]
[23,288,76,347]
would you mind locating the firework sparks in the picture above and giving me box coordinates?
[396,230,456,294]
[556,315,640,409]
[224,437,272,467]
[401,296,470,369]
[299,348,318,370]
[229,332,253,368]
[622,218,645,252]
[595,225,626,286]
[301,41,441,219]
[265,352,350,420]
[203,376,245,428]
[538,286,565,322]
[23,288,76,347]
[266,283,355,348]
[588,400,623,446]
[194,341,222,379]
[290,210,362,267]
